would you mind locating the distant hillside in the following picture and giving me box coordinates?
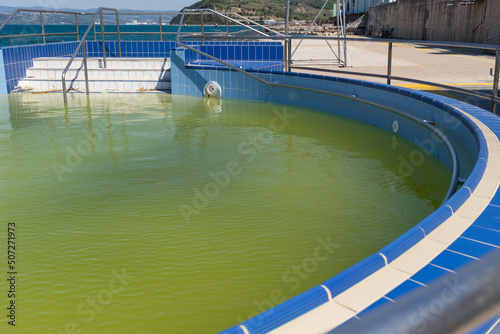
[170,0,333,25]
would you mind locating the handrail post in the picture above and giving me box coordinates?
[226,18,229,40]
[115,11,121,57]
[62,76,68,105]
[201,11,204,45]
[492,49,500,114]
[100,10,107,68]
[93,22,97,40]
[83,41,90,95]
[288,38,292,72]
[75,14,79,41]
[40,12,46,44]
[159,14,163,41]
[387,42,393,85]
[283,40,288,71]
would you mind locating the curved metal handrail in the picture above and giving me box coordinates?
[177,23,500,112]
[176,9,461,202]
[62,7,119,105]
[180,8,284,38]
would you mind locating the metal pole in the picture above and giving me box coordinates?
[492,49,500,114]
[75,14,79,41]
[387,42,393,85]
[93,22,97,40]
[342,0,347,67]
[83,41,90,95]
[159,15,163,41]
[337,0,341,61]
[288,38,292,72]
[201,11,204,45]
[329,248,500,334]
[285,0,290,71]
[284,40,288,71]
[285,0,290,36]
[116,11,122,57]
[100,10,107,68]
[40,12,46,44]
[63,77,67,105]
[226,18,229,39]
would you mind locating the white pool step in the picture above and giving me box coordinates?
[24,79,171,92]
[32,57,171,70]
[17,57,171,93]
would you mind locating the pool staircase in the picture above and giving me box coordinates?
[17,57,171,93]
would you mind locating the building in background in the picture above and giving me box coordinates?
[345,0,397,15]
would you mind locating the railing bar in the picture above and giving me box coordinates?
[0,32,78,39]
[387,42,393,85]
[100,10,106,68]
[115,11,121,57]
[62,8,117,104]
[159,14,163,41]
[292,66,500,103]
[40,12,45,44]
[173,33,500,51]
[492,50,500,114]
[177,21,460,202]
[82,41,89,95]
[221,11,285,36]
[75,14,79,41]
[0,9,19,33]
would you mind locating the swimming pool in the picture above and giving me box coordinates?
[1,36,500,333]
[0,92,454,333]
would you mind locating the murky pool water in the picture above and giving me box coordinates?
[0,93,450,333]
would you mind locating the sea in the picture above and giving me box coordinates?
[0,24,250,47]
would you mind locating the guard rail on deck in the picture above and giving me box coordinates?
[177,17,500,114]
[175,8,461,204]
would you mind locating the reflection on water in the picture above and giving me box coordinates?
[0,93,450,333]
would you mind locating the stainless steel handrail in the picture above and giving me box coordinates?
[176,9,460,202]
[182,8,279,38]
[61,7,119,105]
[177,31,500,112]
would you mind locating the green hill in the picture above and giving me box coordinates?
[170,0,333,25]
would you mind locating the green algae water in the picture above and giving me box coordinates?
[0,93,450,333]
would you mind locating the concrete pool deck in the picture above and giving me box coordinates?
[292,36,496,100]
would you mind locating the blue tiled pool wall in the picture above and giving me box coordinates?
[170,48,498,334]
[0,49,6,94]
[1,41,81,93]
[184,42,283,62]
[181,42,284,72]
[171,47,476,176]
[0,40,280,94]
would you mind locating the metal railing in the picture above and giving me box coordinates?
[176,9,461,203]
[61,7,120,104]
[486,22,500,44]
[330,248,500,334]
[0,9,84,44]
[0,9,185,45]
[177,20,500,114]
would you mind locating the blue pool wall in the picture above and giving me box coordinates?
[171,47,477,179]
[0,49,6,94]
[0,40,283,93]
[169,47,500,334]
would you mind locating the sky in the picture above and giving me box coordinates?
[0,0,193,11]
